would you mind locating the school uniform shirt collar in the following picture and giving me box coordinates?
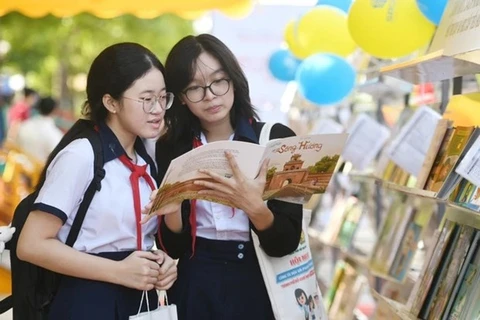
[97,122,150,164]
[233,117,259,144]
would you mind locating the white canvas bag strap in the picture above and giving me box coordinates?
[135,290,164,315]
[259,122,275,146]
[136,291,151,315]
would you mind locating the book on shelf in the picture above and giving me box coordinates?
[388,201,433,282]
[335,201,363,249]
[426,226,476,319]
[457,245,480,320]
[408,220,457,316]
[148,133,348,215]
[443,230,480,320]
[348,205,378,257]
[450,178,480,212]
[415,119,452,189]
[419,224,461,319]
[324,260,346,311]
[320,194,355,245]
[328,262,364,320]
[369,194,411,275]
[423,125,478,198]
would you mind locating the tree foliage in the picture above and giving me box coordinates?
[308,155,340,174]
[0,12,193,110]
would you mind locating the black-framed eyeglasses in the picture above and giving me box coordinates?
[123,92,174,113]
[182,78,231,103]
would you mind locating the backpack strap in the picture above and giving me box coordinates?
[0,296,11,314]
[0,121,106,315]
[65,129,105,247]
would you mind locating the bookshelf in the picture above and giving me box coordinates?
[371,289,418,320]
[313,171,480,319]
[377,180,439,202]
[309,3,480,318]
[356,76,413,100]
[444,203,480,230]
[380,50,480,85]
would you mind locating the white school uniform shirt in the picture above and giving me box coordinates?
[33,124,158,253]
[195,132,251,241]
[16,115,64,162]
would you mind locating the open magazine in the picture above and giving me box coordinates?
[148,133,348,215]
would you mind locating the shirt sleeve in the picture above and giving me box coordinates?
[33,139,95,223]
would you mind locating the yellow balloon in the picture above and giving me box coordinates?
[296,6,357,58]
[220,0,254,19]
[348,0,436,59]
[284,20,310,60]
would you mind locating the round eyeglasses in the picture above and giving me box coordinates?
[123,92,174,113]
[182,79,231,103]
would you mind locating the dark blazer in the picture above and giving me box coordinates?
[155,118,303,259]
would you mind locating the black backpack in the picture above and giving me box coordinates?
[0,119,106,319]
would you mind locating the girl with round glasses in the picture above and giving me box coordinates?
[17,43,177,319]
[123,92,175,113]
[146,34,303,320]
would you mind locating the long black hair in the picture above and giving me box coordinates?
[82,42,165,123]
[37,43,164,189]
[160,34,258,146]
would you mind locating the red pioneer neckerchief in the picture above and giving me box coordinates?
[118,154,156,250]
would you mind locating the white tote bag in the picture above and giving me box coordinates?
[254,123,328,320]
[129,291,178,320]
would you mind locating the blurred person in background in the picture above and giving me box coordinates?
[16,96,63,163]
[0,94,11,145]
[8,87,38,125]
[6,87,39,142]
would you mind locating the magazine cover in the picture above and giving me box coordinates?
[148,133,348,215]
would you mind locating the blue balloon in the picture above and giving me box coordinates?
[316,0,352,13]
[296,53,355,106]
[416,0,448,25]
[268,49,301,82]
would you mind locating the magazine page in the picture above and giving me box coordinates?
[386,106,442,177]
[149,140,265,213]
[456,134,480,188]
[148,133,348,214]
[260,133,348,204]
[342,113,390,171]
